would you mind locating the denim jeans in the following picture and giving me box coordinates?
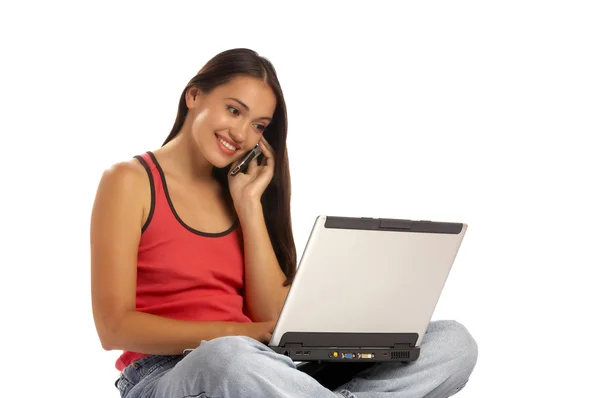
[115,320,478,398]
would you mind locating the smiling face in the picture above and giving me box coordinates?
[184,75,277,169]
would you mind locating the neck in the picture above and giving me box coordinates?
[157,131,215,181]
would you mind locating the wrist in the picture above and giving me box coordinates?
[230,321,252,338]
[235,199,263,220]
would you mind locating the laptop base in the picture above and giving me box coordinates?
[270,332,421,363]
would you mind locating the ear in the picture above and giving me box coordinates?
[185,86,204,109]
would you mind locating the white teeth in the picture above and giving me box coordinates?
[218,137,237,151]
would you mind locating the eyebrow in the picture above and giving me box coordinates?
[226,97,272,121]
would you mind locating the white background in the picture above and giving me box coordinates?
[1,1,598,397]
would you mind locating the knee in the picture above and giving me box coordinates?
[429,320,478,372]
[183,336,290,379]
[190,336,262,372]
[200,335,261,358]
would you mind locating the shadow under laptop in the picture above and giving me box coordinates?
[297,361,373,391]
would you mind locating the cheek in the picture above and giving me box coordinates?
[190,113,212,139]
[192,110,229,136]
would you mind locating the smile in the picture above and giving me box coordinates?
[215,134,240,155]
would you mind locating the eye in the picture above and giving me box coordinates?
[227,105,240,116]
[254,124,266,132]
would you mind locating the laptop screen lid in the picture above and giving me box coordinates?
[268,215,467,363]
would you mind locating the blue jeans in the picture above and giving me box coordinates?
[115,320,478,398]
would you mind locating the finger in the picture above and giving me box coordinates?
[261,136,275,151]
[258,142,275,170]
[252,168,274,193]
[258,137,274,160]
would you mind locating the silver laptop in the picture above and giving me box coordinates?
[268,215,468,363]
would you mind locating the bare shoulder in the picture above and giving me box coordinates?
[100,158,147,187]
[93,157,149,199]
[91,157,151,227]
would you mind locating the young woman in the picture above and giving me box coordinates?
[90,48,478,398]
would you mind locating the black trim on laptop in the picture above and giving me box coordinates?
[324,216,463,234]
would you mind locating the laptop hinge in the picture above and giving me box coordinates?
[278,332,419,349]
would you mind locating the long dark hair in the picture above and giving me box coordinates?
[162,48,296,286]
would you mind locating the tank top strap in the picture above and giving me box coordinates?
[133,151,168,233]
[135,151,158,175]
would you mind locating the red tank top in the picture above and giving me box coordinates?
[115,151,251,371]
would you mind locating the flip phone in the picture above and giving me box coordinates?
[230,144,263,176]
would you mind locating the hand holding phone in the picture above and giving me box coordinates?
[230,144,262,176]
[227,137,275,206]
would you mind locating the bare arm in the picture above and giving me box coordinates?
[90,161,271,355]
[100,311,246,355]
[236,201,290,322]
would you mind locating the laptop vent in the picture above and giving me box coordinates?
[391,351,410,360]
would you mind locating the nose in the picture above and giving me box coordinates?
[229,128,244,144]
[229,121,251,145]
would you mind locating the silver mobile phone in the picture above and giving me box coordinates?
[230,144,262,176]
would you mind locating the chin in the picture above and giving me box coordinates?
[204,152,232,170]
